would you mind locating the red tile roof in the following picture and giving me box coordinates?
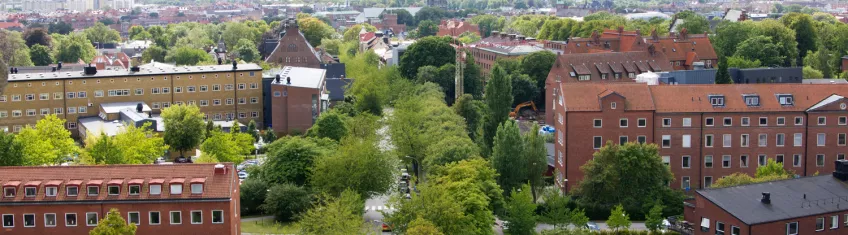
[649,84,848,113]
[0,163,235,203]
[559,83,656,111]
[551,51,673,83]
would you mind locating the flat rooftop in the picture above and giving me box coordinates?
[8,63,263,81]
[270,66,326,89]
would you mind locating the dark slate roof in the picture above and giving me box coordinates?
[697,175,848,225]
[325,78,351,101]
[320,63,347,79]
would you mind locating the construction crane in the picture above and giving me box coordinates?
[509,101,538,119]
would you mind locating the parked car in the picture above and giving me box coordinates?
[376,220,392,232]
[238,171,248,179]
[400,172,410,181]
[154,157,166,164]
[586,222,600,231]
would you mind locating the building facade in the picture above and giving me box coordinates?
[268,66,327,134]
[0,163,240,235]
[551,82,848,192]
[684,169,848,235]
[264,19,323,68]
[0,63,264,137]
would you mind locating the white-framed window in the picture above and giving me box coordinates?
[832,215,839,229]
[777,117,786,125]
[741,134,749,147]
[619,136,628,145]
[705,155,713,168]
[681,176,690,189]
[86,212,98,226]
[723,134,731,147]
[170,184,183,194]
[170,211,181,224]
[731,226,740,235]
[212,210,224,224]
[593,136,602,149]
[817,217,825,231]
[759,134,768,147]
[794,133,802,147]
[23,214,35,227]
[818,133,826,146]
[87,186,99,196]
[662,135,671,148]
[722,155,731,168]
[786,221,799,235]
[3,214,14,228]
[135,88,143,95]
[795,117,803,125]
[200,85,208,92]
[793,154,802,167]
[819,117,827,125]
[149,211,161,225]
[593,119,602,128]
[191,211,202,224]
[619,118,628,127]
[150,184,162,195]
[65,213,77,226]
[817,154,825,167]
[741,117,750,126]
[705,117,714,126]
[44,213,56,227]
[637,118,646,127]
[682,135,691,148]
[682,117,692,127]
[128,212,140,225]
[662,156,670,166]
[840,133,847,146]
[704,176,713,188]
[108,185,120,195]
[191,184,203,194]
[715,221,724,234]
[129,185,141,195]
[24,186,36,197]
[776,133,785,147]
[776,154,784,165]
[705,134,714,147]
[46,186,57,196]
[723,117,732,126]
[662,118,671,127]
[610,102,617,109]
[67,186,78,196]
[682,155,691,168]
[760,117,768,126]
[759,155,767,166]
[740,155,749,168]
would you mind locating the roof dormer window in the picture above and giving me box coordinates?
[709,95,725,107]
[777,94,794,105]
[744,95,760,107]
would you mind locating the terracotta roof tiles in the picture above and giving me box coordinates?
[559,83,656,111]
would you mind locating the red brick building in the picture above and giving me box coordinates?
[0,163,240,235]
[436,19,479,37]
[264,19,322,68]
[604,28,718,70]
[371,14,406,34]
[684,168,848,235]
[551,83,848,192]
[269,66,327,134]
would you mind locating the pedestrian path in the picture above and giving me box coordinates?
[365,205,395,212]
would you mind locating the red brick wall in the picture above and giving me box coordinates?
[270,85,321,134]
[265,24,322,68]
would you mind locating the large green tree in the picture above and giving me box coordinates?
[417,20,439,37]
[297,16,336,47]
[309,111,349,141]
[165,46,213,65]
[83,22,121,44]
[463,50,484,99]
[24,27,52,47]
[453,94,484,141]
[504,184,537,235]
[29,44,54,66]
[239,178,270,216]
[674,11,710,34]
[491,121,525,193]
[161,104,207,158]
[261,136,331,185]
[0,131,24,166]
[262,183,312,222]
[482,66,513,155]
[781,13,817,65]
[572,142,684,218]
[141,45,166,63]
[298,190,365,235]
[311,138,394,198]
[0,29,33,66]
[235,38,261,63]
[524,124,548,201]
[400,36,456,79]
[14,114,79,166]
[734,35,784,67]
[200,128,254,165]
[89,208,137,235]
[54,33,97,63]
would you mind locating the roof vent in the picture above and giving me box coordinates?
[761,192,771,204]
[834,160,848,181]
[214,164,227,175]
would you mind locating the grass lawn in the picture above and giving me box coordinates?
[241,218,299,234]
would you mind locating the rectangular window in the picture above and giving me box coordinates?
[637,136,646,144]
[759,155,767,166]
[723,134,731,147]
[722,155,731,168]
[170,211,181,224]
[840,133,847,146]
[619,136,628,145]
[24,214,34,227]
[786,221,799,235]
[150,185,162,195]
[191,211,202,224]
[200,85,208,92]
[682,135,691,148]
[817,154,825,167]
[776,154,784,165]
[662,118,671,127]
[128,212,140,225]
[637,118,646,127]
[793,154,802,167]
[129,185,140,195]
[191,184,203,194]
[705,117,714,126]
[723,117,732,126]
[759,134,768,147]
[741,117,750,126]
[593,136,602,149]
[841,117,847,125]
[149,212,161,225]
[777,117,785,125]
[704,176,713,188]
[87,186,99,196]
[67,186,78,196]
[188,86,196,92]
[681,176,690,189]
[741,134,749,147]
[65,213,77,226]
[740,155,749,168]
[212,210,224,224]
[2,214,13,227]
[682,156,691,168]
[662,156,670,166]
[170,184,182,194]
[731,226,740,235]
[135,88,143,95]
[818,217,825,231]
[86,212,98,226]
[818,133,826,146]
[620,118,628,127]
[25,187,36,197]
[819,117,827,125]
[760,117,768,126]
[705,134,714,147]
[839,153,846,161]
[174,86,182,93]
[795,117,803,125]
[832,215,839,229]
[593,119,602,128]
[683,118,692,127]
[710,96,724,106]
[776,134,785,147]
[705,155,713,168]
[745,96,759,106]
[44,213,56,227]
[46,186,57,196]
[794,133,803,147]
[108,185,119,195]
[662,135,671,148]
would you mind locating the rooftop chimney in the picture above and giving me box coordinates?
[51,66,57,72]
[232,61,237,70]
[136,103,143,113]
[833,159,848,181]
[83,64,97,75]
[761,192,771,204]
[57,62,63,71]
[218,57,223,65]
[214,164,227,175]
[286,77,291,85]
[275,74,281,84]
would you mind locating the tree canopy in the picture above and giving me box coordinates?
[14,114,79,166]
[161,104,206,157]
[89,208,137,235]
[399,36,456,79]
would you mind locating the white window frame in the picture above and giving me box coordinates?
[760,117,768,126]
[190,210,203,224]
[66,186,78,196]
[24,186,36,197]
[2,214,13,228]
[682,118,692,127]
[86,212,98,226]
[794,133,803,147]
[170,184,183,195]
[593,136,602,149]
[170,211,182,225]
[787,221,799,235]
[682,135,691,148]
[759,155,767,166]
[662,135,671,148]
[150,184,162,195]
[44,213,56,227]
[23,213,35,227]
[832,215,839,229]
[46,186,57,196]
[682,155,691,169]
[819,117,827,125]
[65,213,77,227]
[191,184,203,194]
[740,155,749,168]
[87,186,99,196]
[593,119,602,128]
[723,117,732,126]
[759,134,768,147]
[705,134,714,147]
[723,134,731,147]
[212,210,224,224]
[793,154,802,167]
[741,117,750,126]
[722,155,731,168]
[818,133,826,146]
[795,117,803,126]
[741,134,749,147]
[817,154,825,167]
[705,155,713,168]
[149,211,161,225]
[776,133,785,147]
[637,118,647,127]
[662,118,671,127]
[706,117,714,126]
[108,185,120,195]
[619,118,628,128]
[817,217,825,231]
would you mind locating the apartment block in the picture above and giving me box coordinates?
[0,163,239,235]
[551,82,848,192]
[0,63,264,137]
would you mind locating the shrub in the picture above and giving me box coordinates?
[239,178,269,216]
[262,183,312,222]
